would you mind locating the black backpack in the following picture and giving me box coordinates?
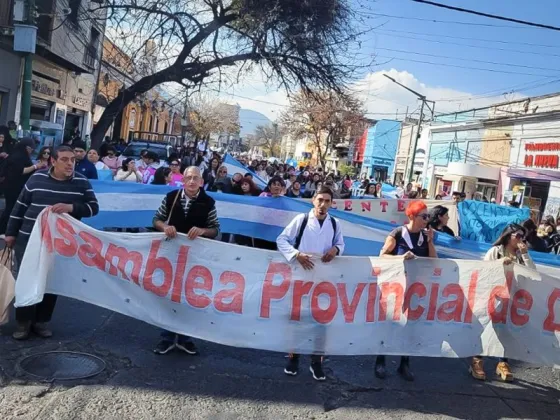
[294,213,337,250]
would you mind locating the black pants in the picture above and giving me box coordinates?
[0,189,19,234]
[290,353,322,364]
[13,240,58,324]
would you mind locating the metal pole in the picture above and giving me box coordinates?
[20,0,36,132]
[408,100,425,183]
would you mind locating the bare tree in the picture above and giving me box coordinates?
[186,95,240,147]
[253,124,284,157]
[280,90,365,168]
[87,0,366,146]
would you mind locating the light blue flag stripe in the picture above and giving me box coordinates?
[85,181,560,269]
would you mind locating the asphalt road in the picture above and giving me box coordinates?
[0,297,559,420]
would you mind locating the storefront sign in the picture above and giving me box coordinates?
[31,78,57,98]
[524,142,560,168]
[524,154,559,169]
[72,96,89,107]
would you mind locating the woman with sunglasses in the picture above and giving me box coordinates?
[36,147,52,168]
[377,200,437,382]
[168,159,183,187]
[470,223,535,383]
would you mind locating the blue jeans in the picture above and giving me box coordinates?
[161,330,191,343]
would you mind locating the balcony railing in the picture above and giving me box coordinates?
[0,1,13,27]
[83,45,97,69]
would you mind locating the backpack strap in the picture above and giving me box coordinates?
[294,213,309,250]
[330,216,337,246]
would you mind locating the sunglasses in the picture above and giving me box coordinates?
[513,232,525,240]
[107,153,115,156]
[417,213,430,221]
[43,151,50,155]
[218,170,227,174]
[170,163,179,166]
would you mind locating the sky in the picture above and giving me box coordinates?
[220,0,560,124]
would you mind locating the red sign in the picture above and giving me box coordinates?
[525,143,560,152]
[524,154,559,169]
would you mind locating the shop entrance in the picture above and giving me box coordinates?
[64,112,83,142]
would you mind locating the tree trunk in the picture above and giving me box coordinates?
[90,68,177,148]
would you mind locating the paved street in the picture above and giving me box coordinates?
[0,297,559,420]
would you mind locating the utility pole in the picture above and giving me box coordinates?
[383,74,435,183]
[17,0,37,132]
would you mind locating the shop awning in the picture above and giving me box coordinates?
[507,168,560,182]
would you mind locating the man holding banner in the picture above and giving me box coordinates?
[152,166,220,356]
[6,145,99,340]
[277,186,345,381]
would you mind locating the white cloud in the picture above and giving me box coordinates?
[221,69,524,122]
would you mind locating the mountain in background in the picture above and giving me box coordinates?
[239,109,272,138]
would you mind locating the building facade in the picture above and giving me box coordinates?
[94,38,182,143]
[422,92,560,217]
[0,0,106,140]
[361,119,401,182]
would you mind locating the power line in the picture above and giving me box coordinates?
[374,48,560,73]
[363,12,527,29]
[375,55,560,78]
[375,28,560,50]
[412,0,560,32]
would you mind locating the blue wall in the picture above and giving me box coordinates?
[362,120,401,178]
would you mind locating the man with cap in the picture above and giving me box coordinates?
[73,140,98,179]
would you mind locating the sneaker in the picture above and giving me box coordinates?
[284,357,299,376]
[309,362,326,381]
[12,321,31,341]
[374,361,387,379]
[397,360,415,382]
[469,357,486,381]
[176,339,198,355]
[153,340,175,355]
[31,322,53,338]
[496,361,513,382]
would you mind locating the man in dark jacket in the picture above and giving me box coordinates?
[152,166,220,355]
[73,140,98,179]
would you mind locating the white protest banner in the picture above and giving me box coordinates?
[16,210,560,365]
[302,199,459,234]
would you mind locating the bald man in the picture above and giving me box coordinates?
[152,166,220,356]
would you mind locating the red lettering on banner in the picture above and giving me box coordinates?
[403,282,427,321]
[214,271,245,314]
[464,271,478,324]
[311,282,338,324]
[337,283,366,323]
[106,243,143,284]
[290,280,313,321]
[488,272,513,324]
[40,210,53,252]
[543,288,560,332]
[144,240,174,297]
[185,265,213,309]
[259,263,291,318]
[360,201,371,212]
[54,218,78,257]
[78,231,106,270]
[366,282,377,322]
[427,283,440,321]
[344,200,353,211]
[379,282,404,321]
[511,289,533,326]
[397,200,406,212]
[170,246,190,302]
[379,201,388,212]
[436,284,465,322]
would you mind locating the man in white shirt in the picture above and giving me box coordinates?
[276,186,345,381]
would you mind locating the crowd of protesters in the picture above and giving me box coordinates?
[0,133,554,386]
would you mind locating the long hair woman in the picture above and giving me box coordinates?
[151,167,172,185]
[428,205,456,237]
[469,223,535,383]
